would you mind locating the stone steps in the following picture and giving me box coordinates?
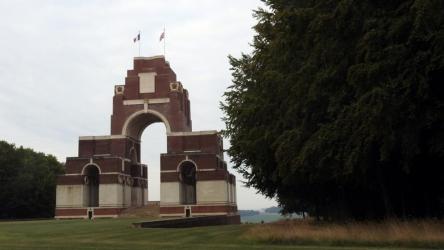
[119,201,160,218]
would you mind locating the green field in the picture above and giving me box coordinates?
[0,218,432,250]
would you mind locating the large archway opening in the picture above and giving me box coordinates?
[122,110,171,140]
[140,123,166,202]
[122,111,170,204]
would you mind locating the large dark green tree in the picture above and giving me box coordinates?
[222,0,444,219]
[0,141,63,219]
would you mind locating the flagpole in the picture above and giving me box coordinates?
[138,30,141,56]
[163,26,166,59]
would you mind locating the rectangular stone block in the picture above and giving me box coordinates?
[161,182,180,205]
[56,185,84,208]
[99,184,123,207]
[196,180,229,204]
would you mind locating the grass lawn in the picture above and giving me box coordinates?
[0,218,435,250]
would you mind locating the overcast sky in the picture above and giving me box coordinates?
[0,0,277,210]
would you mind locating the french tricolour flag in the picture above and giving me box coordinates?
[159,31,165,42]
[133,33,140,43]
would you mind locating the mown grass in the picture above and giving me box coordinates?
[244,219,444,249]
[0,218,440,250]
[0,218,304,250]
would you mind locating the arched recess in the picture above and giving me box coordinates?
[176,159,199,171]
[122,109,171,140]
[83,164,100,207]
[81,163,102,175]
[178,161,197,205]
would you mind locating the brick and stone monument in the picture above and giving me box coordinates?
[55,55,238,219]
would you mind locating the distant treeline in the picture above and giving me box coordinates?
[264,207,282,214]
[238,210,260,217]
[0,140,63,219]
[239,207,283,216]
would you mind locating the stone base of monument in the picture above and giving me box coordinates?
[132,214,241,228]
[119,202,160,218]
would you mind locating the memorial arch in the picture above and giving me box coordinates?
[55,56,238,219]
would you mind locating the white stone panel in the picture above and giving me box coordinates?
[161,182,180,204]
[228,182,232,203]
[196,180,228,203]
[56,185,84,208]
[143,187,148,206]
[124,184,132,206]
[138,72,157,93]
[99,184,123,207]
[233,183,237,204]
[83,184,89,206]
[131,187,144,207]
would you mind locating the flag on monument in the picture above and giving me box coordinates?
[133,33,140,43]
[159,31,165,42]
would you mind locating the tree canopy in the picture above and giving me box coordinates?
[222,0,444,219]
[0,140,63,219]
